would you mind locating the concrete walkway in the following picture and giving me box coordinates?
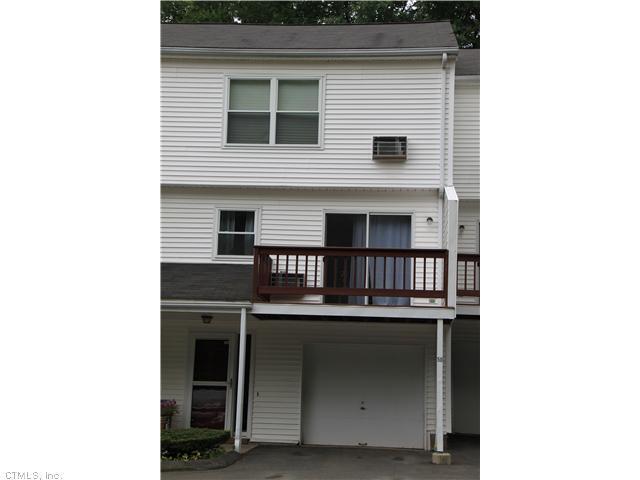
[161,436,479,480]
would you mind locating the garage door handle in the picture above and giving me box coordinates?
[360,406,366,410]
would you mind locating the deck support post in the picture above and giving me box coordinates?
[435,318,444,453]
[234,307,247,453]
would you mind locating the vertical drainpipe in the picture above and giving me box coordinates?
[447,55,455,187]
[435,53,448,455]
[438,53,447,248]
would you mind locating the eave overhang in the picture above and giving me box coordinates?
[161,46,459,59]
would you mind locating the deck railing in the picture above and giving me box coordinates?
[253,246,449,306]
[457,253,480,297]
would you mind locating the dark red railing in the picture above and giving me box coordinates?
[253,246,449,305]
[457,253,480,297]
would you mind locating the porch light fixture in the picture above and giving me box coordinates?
[426,217,433,225]
[201,314,213,324]
[459,225,465,233]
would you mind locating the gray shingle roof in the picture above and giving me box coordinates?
[161,22,458,51]
[456,49,479,76]
[161,263,253,302]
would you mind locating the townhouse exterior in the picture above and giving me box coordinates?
[160,22,480,455]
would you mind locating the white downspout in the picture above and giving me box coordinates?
[447,56,455,187]
[438,53,448,248]
[234,307,247,453]
[440,53,447,189]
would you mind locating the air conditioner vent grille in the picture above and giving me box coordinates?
[372,136,407,161]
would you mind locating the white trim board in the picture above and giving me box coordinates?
[251,302,455,320]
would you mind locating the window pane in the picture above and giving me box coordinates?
[190,386,226,429]
[227,112,270,144]
[218,233,255,256]
[278,80,319,111]
[219,211,254,233]
[193,339,229,382]
[229,79,270,110]
[276,113,319,144]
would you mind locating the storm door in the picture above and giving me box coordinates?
[190,338,232,429]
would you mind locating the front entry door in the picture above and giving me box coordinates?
[190,339,231,429]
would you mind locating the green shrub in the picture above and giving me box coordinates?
[161,428,230,457]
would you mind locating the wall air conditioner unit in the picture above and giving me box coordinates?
[372,136,407,161]
[271,272,305,288]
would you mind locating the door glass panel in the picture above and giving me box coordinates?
[368,215,411,306]
[324,214,367,305]
[190,386,227,429]
[193,339,229,382]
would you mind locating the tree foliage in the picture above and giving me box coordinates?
[160,1,479,48]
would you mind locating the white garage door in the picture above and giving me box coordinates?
[302,343,424,449]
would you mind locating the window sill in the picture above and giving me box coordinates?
[222,143,324,150]
[213,255,254,264]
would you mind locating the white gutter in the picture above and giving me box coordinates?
[161,46,459,58]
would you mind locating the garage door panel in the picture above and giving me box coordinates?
[302,343,424,449]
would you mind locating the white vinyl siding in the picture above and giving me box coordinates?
[453,80,480,199]
[161,187,441,265]
[161,312,451,443]
[457,200,479,253]
[161,58,448,188]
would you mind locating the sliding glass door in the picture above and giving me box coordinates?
[324,213,412,306]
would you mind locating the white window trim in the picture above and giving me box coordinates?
[222,74,325,149]
[213,207,261,263]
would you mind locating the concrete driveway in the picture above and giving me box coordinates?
[162,436,479,480]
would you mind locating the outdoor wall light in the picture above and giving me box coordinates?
[459,225,465,233]
[426,217,433,225]
[201,314,213,324]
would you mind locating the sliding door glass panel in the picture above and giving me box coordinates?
[324,214,366,305]
[368,215,411,306]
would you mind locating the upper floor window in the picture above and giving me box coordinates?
[217,210,255,256]
[226,78,320,146]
